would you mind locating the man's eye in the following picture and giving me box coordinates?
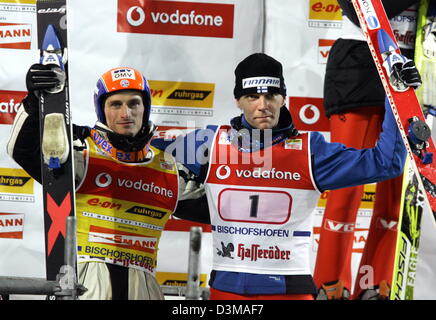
[129,101,141,108]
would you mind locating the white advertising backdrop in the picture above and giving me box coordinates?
[67,0,264,128]
[0,0,45,281]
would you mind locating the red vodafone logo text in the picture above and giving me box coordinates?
[0,90,26,125]
[324,218,355,233]
[117,0,234,38]
[318,39,335,64]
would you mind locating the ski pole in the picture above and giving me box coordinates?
[185,226,202,300]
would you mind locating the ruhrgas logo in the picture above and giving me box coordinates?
[149,80,215,111]
[0,90,26,125]
[117,0,234,38]
[0,168,34,195]
[0,23,31,49]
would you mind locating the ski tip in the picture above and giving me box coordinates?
[41,24,62,52]
[40,24,64,69]
[377,29,398,54]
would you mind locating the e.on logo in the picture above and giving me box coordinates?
[309,0,341,20]
[117,0,234,38]
[308,0,342,28]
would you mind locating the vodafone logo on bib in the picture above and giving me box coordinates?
[95,172,112,188]
[94,172,174,198]
[117,0,234,38]
[216,165,231,180]
[215,165,301,181]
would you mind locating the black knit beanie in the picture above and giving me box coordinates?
[233,53,287,99]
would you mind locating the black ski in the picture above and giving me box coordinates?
[351,0,436,299]
[36,0,76,283]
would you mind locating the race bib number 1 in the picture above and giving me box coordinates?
[218,188,292,224]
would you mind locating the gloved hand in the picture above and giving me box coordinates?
[399,59,422,90]
[23,63,65,117]
[26,63,64,94]
[386,55,422,92]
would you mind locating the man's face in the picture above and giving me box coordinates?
[104,90,145,137]
[237,93,284,129]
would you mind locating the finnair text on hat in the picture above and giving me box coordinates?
[242,77,280,89]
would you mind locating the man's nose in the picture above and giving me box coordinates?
[257,96,269,110]
[120,104,131,117]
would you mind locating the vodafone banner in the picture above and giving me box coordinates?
[117,0,234,38]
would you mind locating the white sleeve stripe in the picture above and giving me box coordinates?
[6,104,30,159]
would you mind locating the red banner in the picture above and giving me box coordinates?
[289,96,330,132]
[117,0,234,38]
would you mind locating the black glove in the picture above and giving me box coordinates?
[399,59,422,90]
[26,63,63,94]
[23,63,65,118]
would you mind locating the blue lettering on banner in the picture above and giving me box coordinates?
[391,15,417,23]
[92,132,134,161]
[293,231,311,237]
[93,132,113,153]
[116,151,131,161]
[212,225,289,238]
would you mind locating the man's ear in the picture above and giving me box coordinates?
[235,98,241,110]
